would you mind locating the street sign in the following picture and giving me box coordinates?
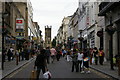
[16,36,24,39]
[16,18,24,33]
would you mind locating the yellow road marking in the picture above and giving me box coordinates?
[90,68,112,79]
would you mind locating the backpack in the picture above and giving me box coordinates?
[99,51,104,56]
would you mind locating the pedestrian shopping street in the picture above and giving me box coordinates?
[1,0,120,80]
[3,57,115,79]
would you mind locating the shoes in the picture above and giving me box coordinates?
[86,71,91,73]
[80,71,85,73]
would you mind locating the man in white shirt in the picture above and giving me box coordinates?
[77,51,84,73]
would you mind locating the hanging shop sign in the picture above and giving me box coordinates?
[16,18,24,33]
[16,36,24,40]
[16,18,24,26]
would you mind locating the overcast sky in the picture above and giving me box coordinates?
[30,0,78,40]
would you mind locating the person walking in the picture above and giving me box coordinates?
[24,47,29,60]
[45,47,51,64]
[98,48,104,65]
[93,47,99,65]
[34,49,47,80]
[83,49,90,73]
[50,47,56,63]
[66,50,71,62]
[71,49,78,72]
[89,48,93,65]
[56,50,61,61]
[21,49,24,61]
[10,47,14,60]
[7,47,13,61]
[62,49,67,57]
[77,50,84,72]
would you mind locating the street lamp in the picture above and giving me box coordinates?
[68,36,73,50]
[106,12,116,70]
[2,12,9,70]
[78,30,84,50]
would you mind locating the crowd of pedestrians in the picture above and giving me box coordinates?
[2,46,39,63]
[5,46,115,79]
[33,46,107,79]
[2,45,119,79]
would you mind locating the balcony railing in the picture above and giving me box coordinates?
[98,2,114,16]
[99,2,109,12]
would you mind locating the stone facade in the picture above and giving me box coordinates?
[98,2,120,58]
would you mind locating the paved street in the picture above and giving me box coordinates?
[2,57,34,79]
[3,57,113,79]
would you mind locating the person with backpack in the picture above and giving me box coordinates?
[98,48,104,65]
[83,49,90,73]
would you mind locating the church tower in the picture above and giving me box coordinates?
[45,25,52,48]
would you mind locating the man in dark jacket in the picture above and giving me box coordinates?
[71,49,78,72]
[7,47,13,61]
[34,49,47,79]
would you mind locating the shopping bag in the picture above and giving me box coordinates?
[30,70,37,80]
[84,57,89,62]
[92,58,94,63]
[104,57,107,62]
[43,71,52,79]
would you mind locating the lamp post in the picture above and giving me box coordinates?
[78,30,84,50]
[106,15,116,70]
[2,12,8,70]
[68,36,73,50]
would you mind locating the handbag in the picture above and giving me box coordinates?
[104,57,107,62]
[30,70,37,80]
[92,57,95,63]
